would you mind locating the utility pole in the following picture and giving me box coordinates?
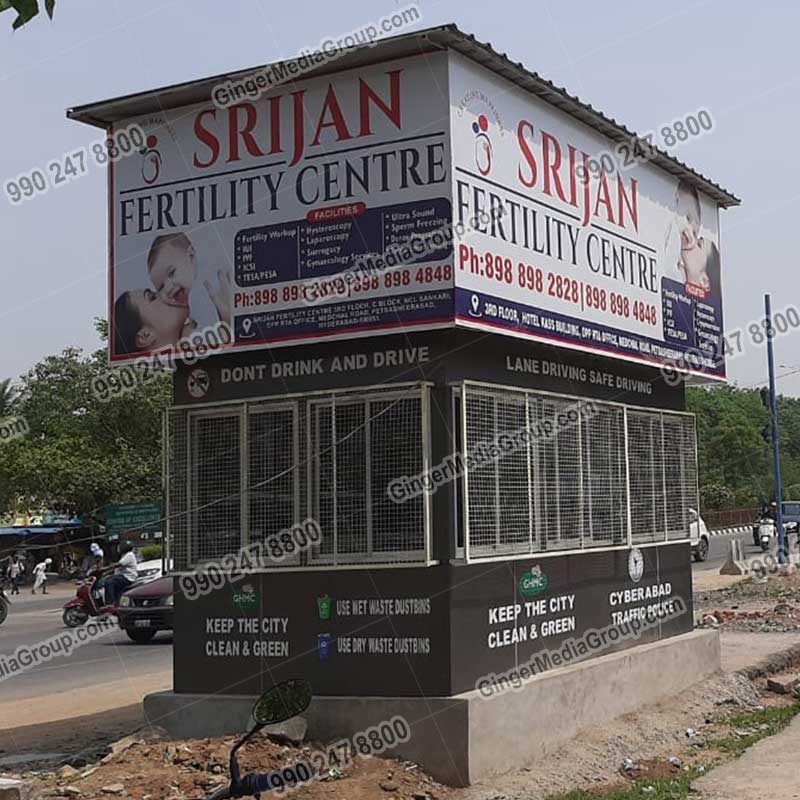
[764,294,786,564]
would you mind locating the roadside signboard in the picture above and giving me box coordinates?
[105,502,163,542]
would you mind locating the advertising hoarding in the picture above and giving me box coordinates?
[107,45,727,378]
[448,53,725,378]
[109,53,452,361]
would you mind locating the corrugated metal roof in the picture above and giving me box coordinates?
[66,23,739,207]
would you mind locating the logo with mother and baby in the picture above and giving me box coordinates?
[112,232,233,360]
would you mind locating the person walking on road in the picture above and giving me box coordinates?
[32,557,52,594]
[8,555,23,595]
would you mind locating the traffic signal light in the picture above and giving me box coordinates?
[760,387,770,408]
[761,424,772,444]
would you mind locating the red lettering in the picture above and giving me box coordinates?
[311,84,353,147]
[227,103,264,163]
[359,69,403,135]
[594,171,615,224]
[193,109,220,168]
[541,131,567,202]
[290,90,306,167]
[268,95,282,155]
[617,176,639,231]
[517,120,537,188]
[567,145,579,208]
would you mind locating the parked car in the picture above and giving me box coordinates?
[135,558,168,583]
[689,509,710,562]
[117,576,174,644]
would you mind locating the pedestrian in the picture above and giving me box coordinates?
[8,555,23,595]
[32,557,52,594]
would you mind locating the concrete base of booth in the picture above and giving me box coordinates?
[145,629,720,786]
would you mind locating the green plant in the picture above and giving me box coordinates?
[139,544,163,561]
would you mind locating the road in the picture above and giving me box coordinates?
[0,582,172,768]
[693,526,799,574]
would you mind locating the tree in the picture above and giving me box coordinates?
[0,323,171,516]
[687,384,800,508]
[0,0,54,30]
[0,378,16,417]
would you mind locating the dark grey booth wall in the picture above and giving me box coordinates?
[173,542,692,698]
[173,329,685,410]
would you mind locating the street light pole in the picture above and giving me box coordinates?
[765,293,786,565]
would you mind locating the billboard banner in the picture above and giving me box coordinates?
[448,53,725,379]
[109,53,453,361]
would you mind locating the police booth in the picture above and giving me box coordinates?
[69,23,738,784]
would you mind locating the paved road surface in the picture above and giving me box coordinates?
[0,583,171,767]
[692,526,800,575]
[0,584,172,706]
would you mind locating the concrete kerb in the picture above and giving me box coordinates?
[145,629,721,786]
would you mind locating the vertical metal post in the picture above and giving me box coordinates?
[331,396,338,567]
[461,385,470,563]
[623,408,633,547]
[765,294,787,564]
[525,395,534,554]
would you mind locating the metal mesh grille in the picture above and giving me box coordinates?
[581,406,627,547]
[248,406,298,556]
[627,410,667,544]
[309,389,427,565]
[165,385,430,571]
[663,413,698,540]
[190,411,243,565]
[165,409,189,571]
[461,383,698,561]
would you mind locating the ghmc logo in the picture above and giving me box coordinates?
[519,564,548,597]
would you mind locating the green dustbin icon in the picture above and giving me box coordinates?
[317,594,332,620]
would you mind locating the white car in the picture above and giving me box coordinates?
[689,509,710,562]
[135,558,171,583]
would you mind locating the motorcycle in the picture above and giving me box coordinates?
[757,518,775,552]
[62,574,116,627]
[0,585,10,626]
[204,678,313,799]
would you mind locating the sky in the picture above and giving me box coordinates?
[0,0,797,394]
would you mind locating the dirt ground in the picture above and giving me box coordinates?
[695,571,800,632]
[14,731,455,800]
[5,575,800,800]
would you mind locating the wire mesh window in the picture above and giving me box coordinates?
[308,389,428,565]
[166,385,430,571]
[189,411,243,565]
[248,405,299,555]
[459,383,698,561]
